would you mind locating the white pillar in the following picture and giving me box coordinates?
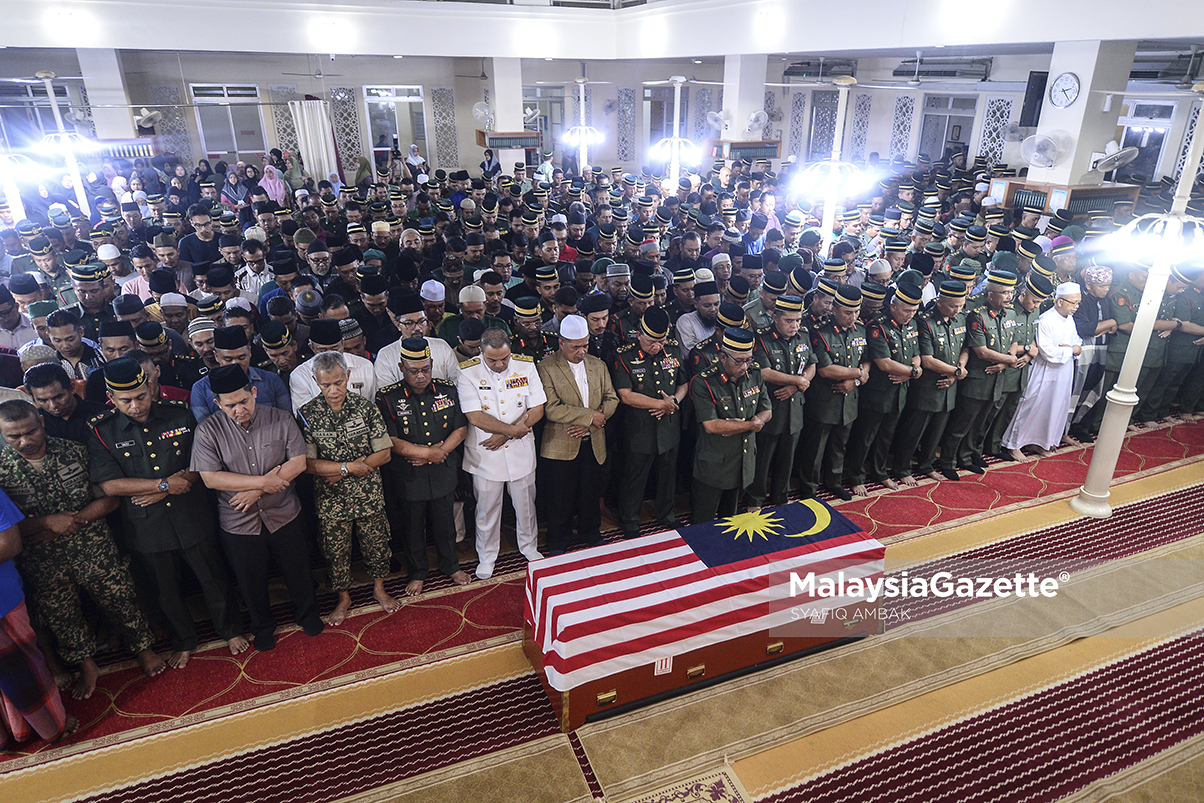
[721,54,768,143]
[75,48,136,140]
[1029,40,1136,186]
[487,57,525,172]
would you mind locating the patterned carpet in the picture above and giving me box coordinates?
[3,422,1202,803]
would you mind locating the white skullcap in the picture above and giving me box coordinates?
[294,188,309,197]
[459,198,476,212]
[550,213,567,225]
[97,244,121,261]
[982,197,999,208]
[420,279,445,302]
[458,285,486,304]
[559,314,588,340]
[974,182,990,192]
[159,292,188,308]
[417,174,429,185]
[243,225,268,243]
[867,258,892,276]
[226,297,253,312]
[1034,235,1052,252]
[1055,282,1082,298]
[371,221,389,233]
[711,252,732,267]
[694,267,715,282]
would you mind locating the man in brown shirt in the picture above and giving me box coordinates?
[191,364,324,651]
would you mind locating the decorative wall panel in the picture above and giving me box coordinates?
[978,97,1013,165]
[617,87,637,162]
[787,91,806,160]
[150,84,192,166]
[429,86,459,169]
[849,93,872,160]
[889,95,916,161]
[329,85,364,175]
[267,84,299,154]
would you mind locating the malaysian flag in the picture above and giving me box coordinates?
[526,501,885,692]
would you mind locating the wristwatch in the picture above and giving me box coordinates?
[340,462,349,478]
[954,366,964,377]
[910,366,920,379]
[158,480,170,493]
[854,378,861,387]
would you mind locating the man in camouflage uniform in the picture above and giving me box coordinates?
[843,282,923,496]
[690,326,771,522]
[376,339,470,596]
[299,351,398,626]
[748,294,814,508]
[611,307,689,538]
[797,285,870,501]
[0,401,163,699]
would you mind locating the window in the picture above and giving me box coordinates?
[1115,99,1179,182]
[364,86,426,169]
[0,83,76,151]
[189,84,267,162]
[919,95,976,161]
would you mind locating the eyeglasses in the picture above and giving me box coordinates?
[245,258,266,267]
[724,355,754,366]
[192,221,213,228]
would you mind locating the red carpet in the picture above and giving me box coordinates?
[761,629,1204,803]
[3,421,1201,773]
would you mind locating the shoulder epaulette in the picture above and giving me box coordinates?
[698,362,721,378]
[379,380,405,394]
[512,354,534,362]
[88,408,118,426]
[431,378,454,388]
[666,338,681,347]
[616,342,635,353]
[458,357,481,369]
[163,399,189,408]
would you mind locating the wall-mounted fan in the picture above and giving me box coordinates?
[706,110,732,133]
[745,110,769,133]
[134,107,163,132]
[1020,133,1067,169]
[472,101,494,130]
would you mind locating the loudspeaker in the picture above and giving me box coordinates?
[1019,71,1049,128]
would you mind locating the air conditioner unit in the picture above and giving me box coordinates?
[782,60,856,80]
[892,59,992,82]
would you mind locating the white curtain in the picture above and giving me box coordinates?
[288,100,340,184]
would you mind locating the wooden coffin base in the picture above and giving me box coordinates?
[524,603,882,733]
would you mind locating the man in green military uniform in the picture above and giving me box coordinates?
[690,327,771,522]
[844,282,923,496]
[63,261,117,342]
[1089,260,1179,432]
[86,357,246,669]
[889,281,970,483]
[665,267,696,325]
[938,270,1023,477]
[510,296,557,362]
[1165,267,1204,416]
[609,273,659,344]
[986,273,1051,459]
[0,400,163,699]
[797,285,869,501]
[748,294,814,508]
[299,351,398,626]
[376,339,470,596]
[688,303,748,378]
[1146,265,1204,420]
[743,269,788,330]
[611,307,689,537]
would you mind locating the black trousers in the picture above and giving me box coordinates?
[138,536,242,652]
[220,516,321,642]
[749,429,800,507]
[542,447,603,554]
[890,407,951,478]
[401,492,459,580]
[692,478,740,524]
[618,447,679,534]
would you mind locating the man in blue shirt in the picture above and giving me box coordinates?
[190,326,290,422]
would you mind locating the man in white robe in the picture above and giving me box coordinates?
[1003,283,1083,460]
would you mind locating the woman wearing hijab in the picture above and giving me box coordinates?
[244,164,261,191]
[139,166,164,195]
[259,165,289,206]
[353,156,373,189]
[328,172,344,195]
[269,148,287,173]
[221,170,249,210]
[405,144,427,181]
[480,148,501,182]
[282,155,311,193]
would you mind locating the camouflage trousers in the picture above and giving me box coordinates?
[319,511,391,592]
[18,523,154,664]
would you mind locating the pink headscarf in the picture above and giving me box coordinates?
[259,165,289,205]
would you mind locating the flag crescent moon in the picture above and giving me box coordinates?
[785,499,831,537]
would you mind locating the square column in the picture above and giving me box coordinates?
[76,48,136,140]
[487,58,526,170]
[722,54,768,142]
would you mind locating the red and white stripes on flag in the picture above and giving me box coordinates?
[526,528,885,692]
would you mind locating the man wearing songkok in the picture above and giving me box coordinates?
[1002,283,1084,460]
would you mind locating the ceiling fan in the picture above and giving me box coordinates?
[643,75,723,87]
[0,70,84,84]
[282,56,343,80]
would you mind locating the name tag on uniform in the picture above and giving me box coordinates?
[160,427,190,439]
[431,397,454,412]
[115,440,135,449]
[394,400,412,417]
[345,416,368,436]
[505,376,529,390]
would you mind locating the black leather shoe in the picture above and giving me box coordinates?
[825,485,853,501]
[941,468,961,481]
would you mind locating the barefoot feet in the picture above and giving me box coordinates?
[72,659,100,700]
[227,635,250,655]
[326,592,352,627]
[373,580,402,614]
[166,650,191,669]
[404,579,424,597]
